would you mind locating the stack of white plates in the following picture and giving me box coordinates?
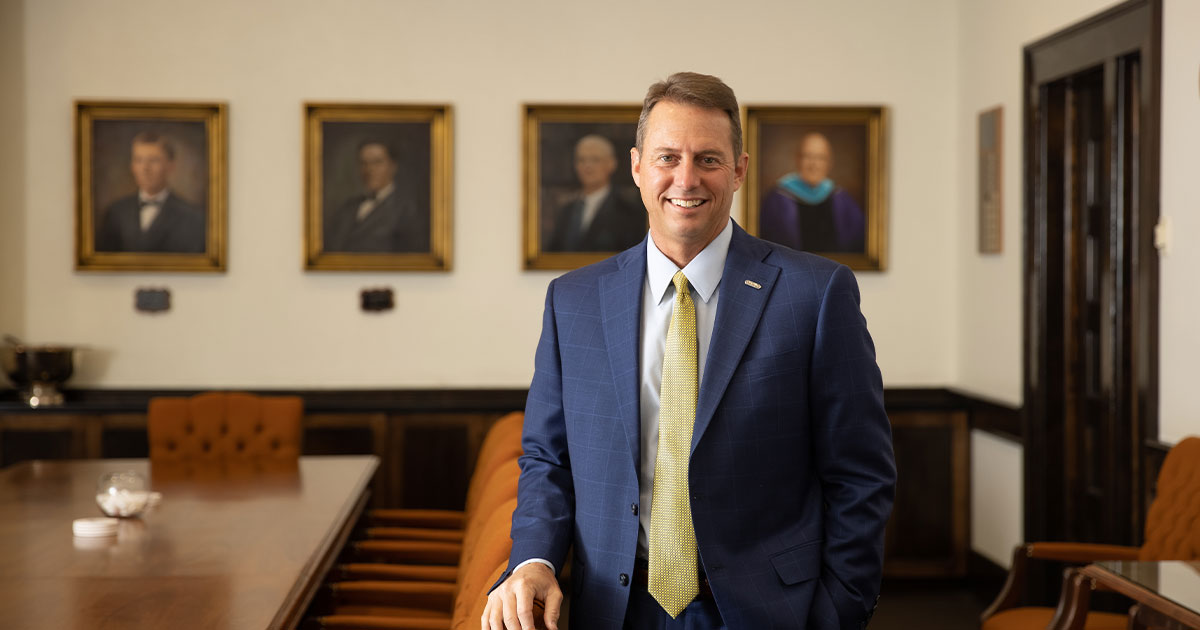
[72,517,119,538]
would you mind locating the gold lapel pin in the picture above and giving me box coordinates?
[744,280,762,289]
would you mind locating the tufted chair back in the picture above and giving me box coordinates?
[147,392,303,463]
[1139,436,1200,560]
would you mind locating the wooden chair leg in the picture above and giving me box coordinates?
[1048,568,1094,630]
[1127,604,1143,630]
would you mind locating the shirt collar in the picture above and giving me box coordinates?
[369,182,395,202]
[139,189,169,204]
[646,218,732,306]
[582,185,610,206]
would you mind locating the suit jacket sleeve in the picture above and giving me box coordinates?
[809,264,895,629]
[500,279,577,584]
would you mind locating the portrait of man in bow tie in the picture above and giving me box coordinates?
[94,130,207,254]
[304,105,449,271]
[322,138,430,254]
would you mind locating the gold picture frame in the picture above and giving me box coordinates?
[523,104,647,270]
[304,103,453,271]
[75,101,227,272]
[743,105,887,271]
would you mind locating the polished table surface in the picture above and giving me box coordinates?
[0,456,378,630]
[1084,561,1200,628]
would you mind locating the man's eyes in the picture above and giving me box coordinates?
[656,155,721,165]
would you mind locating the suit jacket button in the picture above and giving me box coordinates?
[619,573,629,586]
[630,503,639,515]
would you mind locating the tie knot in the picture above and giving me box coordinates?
[672,271,690,294]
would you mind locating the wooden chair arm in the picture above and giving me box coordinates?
[328,580,456,613]
[364,527,466,543]
[1026,542,1141,563]
[307,614,451,630]
[980,542,1141,623]
[367,509,465,530]
[350,540,463,566]
[333,563,458,583]
[981,544,1033,622]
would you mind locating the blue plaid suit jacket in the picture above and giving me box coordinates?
[507,223,895,630]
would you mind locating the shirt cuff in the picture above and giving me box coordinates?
[514,558,556,575]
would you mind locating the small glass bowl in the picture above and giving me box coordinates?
[96,470,150,518]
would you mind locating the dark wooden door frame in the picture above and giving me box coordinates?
[1022,0,1161,568]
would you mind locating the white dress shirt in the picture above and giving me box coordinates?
[578,185,611,234]
[515,218,733,575]
[636,218,731,555]
[356,182,395,221]
[138,189,169,232]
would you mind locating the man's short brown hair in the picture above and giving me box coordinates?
[131,131,176,161]
[636,71,742,157]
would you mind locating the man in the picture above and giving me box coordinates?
[324,140,429,253]
[546,134,645,252]
[486,72,894,630]
[95,131,206,253]
[760,132,866,253]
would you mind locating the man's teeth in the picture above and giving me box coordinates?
[671,199,704,208]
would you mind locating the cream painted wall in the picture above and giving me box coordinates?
[971,431,1023,567]
[1157,0,1200,444]
[954,0,1125,408]
[956,0,1200,565]
[19,0,959,388]
[0,0,26,340]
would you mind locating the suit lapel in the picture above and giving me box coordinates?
[693,225,779,452]
[599,241,647,469]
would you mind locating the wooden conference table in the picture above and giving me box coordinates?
[0,456,378,630]
[1079,561,1200,629]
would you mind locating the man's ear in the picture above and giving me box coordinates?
[733,152,749,190]
[630,147,642,188]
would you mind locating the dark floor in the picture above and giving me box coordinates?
[869,579,996,630]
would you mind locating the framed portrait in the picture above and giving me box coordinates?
[304,103,452,271]
[523,104,647,270]
[978,106,1003,254]
[75,101,227,272]
[743,106,887,271]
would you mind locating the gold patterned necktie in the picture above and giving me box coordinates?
[648,270,699,618]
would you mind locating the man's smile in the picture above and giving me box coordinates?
[669,198,706,208]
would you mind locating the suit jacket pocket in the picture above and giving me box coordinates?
[768,539,823,585]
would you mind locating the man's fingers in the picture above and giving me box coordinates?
[501,586,525,630]
[514,582,538,630]
[542,587,564,630]
[485,593,506,630]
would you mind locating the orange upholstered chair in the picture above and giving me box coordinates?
[148,392,303,463]
[980,436,1200,630]
[341,458,521,577]
[366,411,523,534]
[314,498,519,629]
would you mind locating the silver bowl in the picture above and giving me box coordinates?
[1,345,76,407]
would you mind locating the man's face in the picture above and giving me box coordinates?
[359,144,397,194]
[631,101,747,255]
[130,141,172,195]
[574,137,617,194]
[796,134,833,187]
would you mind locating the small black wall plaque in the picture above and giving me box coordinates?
[135,288,171,313]
[361,288,394,312]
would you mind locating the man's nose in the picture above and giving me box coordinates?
[675,160,700,190]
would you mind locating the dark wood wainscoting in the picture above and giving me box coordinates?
[0,389,527,511]
[0,386,1023,578]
